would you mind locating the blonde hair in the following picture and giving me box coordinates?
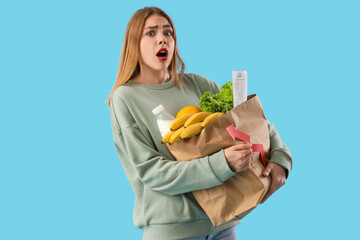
[107,7,185,107]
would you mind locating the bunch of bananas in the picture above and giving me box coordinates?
[162,112,224,144]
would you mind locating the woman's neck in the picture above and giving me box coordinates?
[132,68,171,85]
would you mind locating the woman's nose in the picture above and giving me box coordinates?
[159,37,167,45]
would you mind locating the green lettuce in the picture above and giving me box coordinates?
[199,81,234,113]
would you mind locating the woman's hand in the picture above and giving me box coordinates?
[260,162,287,204]
[224,142,252,172]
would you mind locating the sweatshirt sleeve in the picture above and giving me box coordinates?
[267,120,293,178]
[110,96,236,196]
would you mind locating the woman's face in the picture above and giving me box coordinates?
[139,14,175,73]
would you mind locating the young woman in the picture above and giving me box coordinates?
[107,7,292,240]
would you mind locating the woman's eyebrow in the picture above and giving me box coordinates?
[145,24,172,30]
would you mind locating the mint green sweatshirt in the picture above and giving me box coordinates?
[109,73,292,240]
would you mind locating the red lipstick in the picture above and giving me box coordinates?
[156,48,168,61]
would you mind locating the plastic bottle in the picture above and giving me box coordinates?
[232,71,248,107]
[152,104,176,138]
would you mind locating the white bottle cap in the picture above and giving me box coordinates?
[152,104,164,115]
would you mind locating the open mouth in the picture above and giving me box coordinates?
[156,48,168,60]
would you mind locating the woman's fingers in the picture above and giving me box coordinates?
[260,185,274,204]
[236,149,252,171]
[260,163,287,204]
[262,162,273,176]
[241,157,252,169]
[224,143,253,172]
[230,143,252,151]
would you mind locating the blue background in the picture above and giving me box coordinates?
[1,0,359,239]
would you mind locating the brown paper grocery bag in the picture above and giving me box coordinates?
[167,94,271,226]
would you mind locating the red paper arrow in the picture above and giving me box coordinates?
[226,123,267,167]
[251,144,267,167]
[226,123,250,142]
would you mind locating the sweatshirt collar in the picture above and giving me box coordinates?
[127,77,174,90]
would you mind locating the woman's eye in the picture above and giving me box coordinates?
[146,31,155,36]
[164,31,173,36]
